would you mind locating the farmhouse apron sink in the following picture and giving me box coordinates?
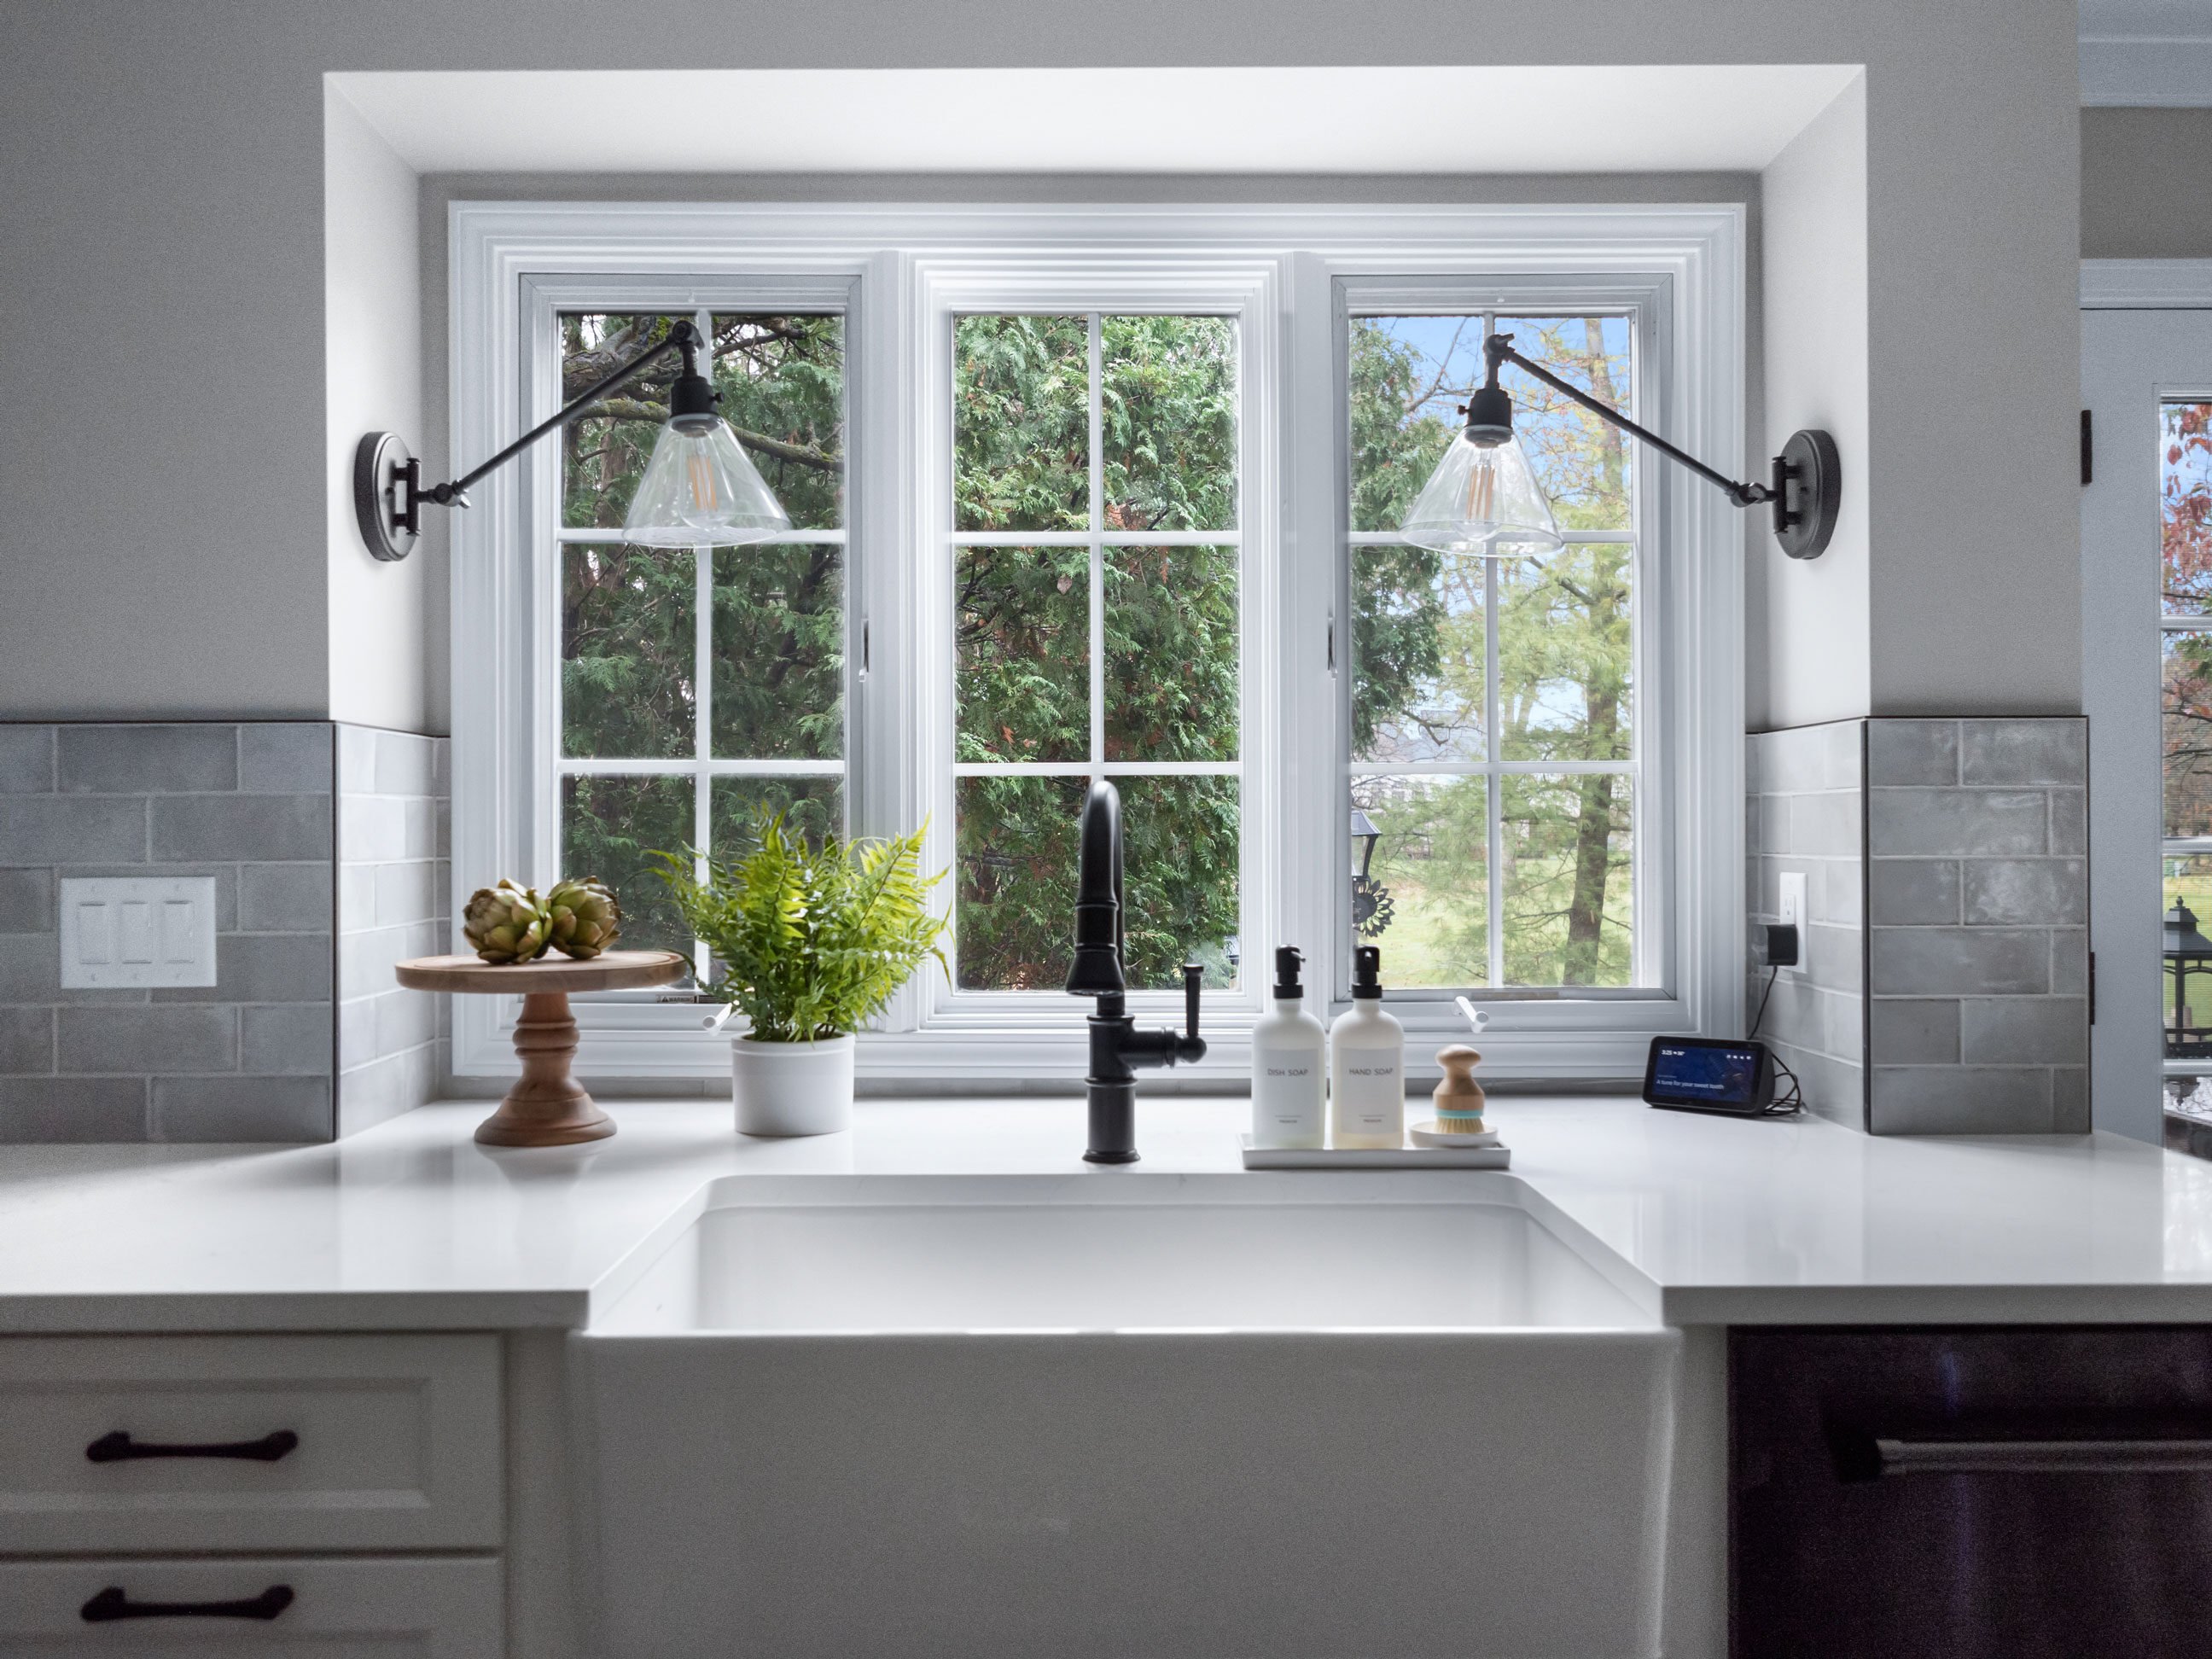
[573,1173,1679,1659]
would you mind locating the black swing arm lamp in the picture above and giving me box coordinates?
[353,317,789,562]
[1402,330,1842,562]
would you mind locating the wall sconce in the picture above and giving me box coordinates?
[352,318,790,562]
[1401,332,1841,561]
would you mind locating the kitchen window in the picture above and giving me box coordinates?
[448,204,1745,1082]
[1344,310,1642,992]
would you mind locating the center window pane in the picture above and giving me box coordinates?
[950,311,1243,993]
[1346,310,1639,990]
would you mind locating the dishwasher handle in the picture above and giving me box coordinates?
[1847,1435,2212,1480]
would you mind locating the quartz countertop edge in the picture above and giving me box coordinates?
[3,1097,2211,1334]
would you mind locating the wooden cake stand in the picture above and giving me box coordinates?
[394,950,689,1146]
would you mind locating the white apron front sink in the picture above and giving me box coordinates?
[573,1173,1678,1659]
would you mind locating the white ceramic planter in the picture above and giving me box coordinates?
[731,1034,854,1138]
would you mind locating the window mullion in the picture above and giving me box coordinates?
[1486,550,1505,988]
[693,545,713,981]
[1088,311,1106,778]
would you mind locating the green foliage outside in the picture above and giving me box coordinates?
[655,818,946,1041]
[1348,315,1635,987]
[559,314,848,966]
[555,304,1639,1004]
[951,316,1243,991]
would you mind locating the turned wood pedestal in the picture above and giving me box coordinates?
[394,951,689,1146]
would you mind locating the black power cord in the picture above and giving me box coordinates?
[1748,963,1807,1117]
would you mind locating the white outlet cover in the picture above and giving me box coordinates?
[1776,872,1808,968]
[58,876,219,989]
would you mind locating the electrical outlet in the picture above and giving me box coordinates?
[1776,872,1807,967]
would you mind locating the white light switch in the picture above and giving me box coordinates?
[59,877,218,988]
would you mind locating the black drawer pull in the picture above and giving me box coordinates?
[85,1429,299,1464]
[1874,1436,2212,1477]
[81,1585,294,1623]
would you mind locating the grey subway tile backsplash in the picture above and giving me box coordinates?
[1959,719,2087,787]
[1959,997,2090,1066]
[1866,789,2048,858]
[2049,789,2087,855]
[1865,719,1959,787]
[0,795,148,864]
[57,1004,236,1074]
[238,862,334,932]
[335,725,447,1138]
[1753,716,2091,1136]
[238,724,334,793]
[0,726,55,794]
[1870,926,2052,997]
[1870,1065,2056,1133]
[0,1006,54,1074]
[1868,998,1960,1066]
[1862,716,2090,1135]
[58,724,237,795]
[0,1076,147,1140]
[1747,721,1866,1128]
[240,1004,334,1076]
[1961,859,2087,926]
[151,1075,333,1143]
[1869,859,1961,926]
[152,793,332,863]
[0,720,445,1143]
[0,868,52,933]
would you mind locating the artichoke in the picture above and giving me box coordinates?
[463,878,550,964]
[545,876,621,960]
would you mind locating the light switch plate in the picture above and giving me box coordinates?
[58,876,219,988]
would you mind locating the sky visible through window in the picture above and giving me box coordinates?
[1348,311,1638,990]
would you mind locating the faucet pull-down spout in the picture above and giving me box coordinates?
[1066,781,1205,1163]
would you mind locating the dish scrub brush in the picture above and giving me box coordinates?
[1410,1045,1499,1147]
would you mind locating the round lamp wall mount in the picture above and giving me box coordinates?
[1400,331,1841,562]
[352,318,791,563]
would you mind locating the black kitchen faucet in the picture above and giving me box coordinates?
[1065,781,1206,1163]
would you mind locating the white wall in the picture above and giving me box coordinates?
[1756,75,1870,730]
[324,83,428,732]
[0,0,2083,732]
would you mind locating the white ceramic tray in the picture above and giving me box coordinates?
[1238,1133,1511,1170]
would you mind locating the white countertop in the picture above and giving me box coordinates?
[3,1096,2212,1332]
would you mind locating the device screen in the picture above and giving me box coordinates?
[1649,1040,1761,1104]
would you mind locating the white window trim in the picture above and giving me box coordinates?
[448,201,1747,1085]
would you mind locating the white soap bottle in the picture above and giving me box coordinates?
[1330,946,1406,1149]
[1251,946,1326,1148]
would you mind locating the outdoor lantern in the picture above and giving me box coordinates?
[2166,900,2212,1058]
[1350,808,1393,940]
[1401,330,1842,562]
[353,318,790,562]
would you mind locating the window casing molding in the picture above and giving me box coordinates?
[448,200,1747,1084]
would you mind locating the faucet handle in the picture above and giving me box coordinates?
[1176,962,1208,1063]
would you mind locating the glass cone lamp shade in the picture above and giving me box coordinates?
[1400,429,1563,557]
[622,419,793,548]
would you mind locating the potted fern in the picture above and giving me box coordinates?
[655,818,946,1137]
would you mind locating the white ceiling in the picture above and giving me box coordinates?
[2081,0,2212,103]
[331,66,1861,178]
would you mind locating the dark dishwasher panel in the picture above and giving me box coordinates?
[1732,1327,2212,1659]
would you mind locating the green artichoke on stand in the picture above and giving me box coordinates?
[545,877,621,960]
[463,878,551,964]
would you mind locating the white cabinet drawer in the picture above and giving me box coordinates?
[0,1556,501,1656]
[0,1335,502,1553]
